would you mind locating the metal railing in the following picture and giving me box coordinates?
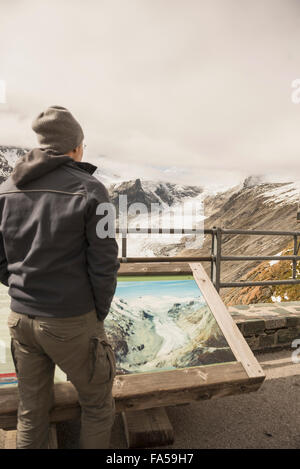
[116,226,300,292]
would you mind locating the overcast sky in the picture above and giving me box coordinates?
[1,0,300,187]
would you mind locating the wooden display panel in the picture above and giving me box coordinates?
[0,261,265,441]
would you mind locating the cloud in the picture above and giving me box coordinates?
[1,0,300,186]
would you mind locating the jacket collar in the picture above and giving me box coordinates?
[12,148,98,188]
[68,160,98,175]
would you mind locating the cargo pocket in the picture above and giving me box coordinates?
[10,338,19,376]
[38,320,85,342]
[7,317,21,339]
[8,317,22,378]
[89,338,116,385]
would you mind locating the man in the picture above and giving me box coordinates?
[0,105,120,449]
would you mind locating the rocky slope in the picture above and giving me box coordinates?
[109,178,205,257]
[223,239,300,305]
[178,179,300,302]
[109,178,203,214]
[0,145,28,173]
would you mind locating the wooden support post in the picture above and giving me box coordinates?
[48,424,58,449]
[1,424,57,449]
[122,407,174,449]
[3,429,17,449]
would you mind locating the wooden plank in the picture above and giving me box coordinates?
[113,362,244,398]
[48,424,58,449]
[113,363,263,411]
[118,262,192,276]
[189,262,265,379]
[3,429,16,449]
[0,362,263,429]
[122,407,174,448]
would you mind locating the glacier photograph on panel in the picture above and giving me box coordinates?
[0,275,236,384]
[105,275,236,375]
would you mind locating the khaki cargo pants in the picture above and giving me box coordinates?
[7,308,116,449]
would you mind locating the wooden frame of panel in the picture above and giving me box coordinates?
[0,261,265,430]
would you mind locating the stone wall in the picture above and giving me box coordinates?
[229,301,300,352]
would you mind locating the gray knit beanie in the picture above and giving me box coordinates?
[32,105,84,154]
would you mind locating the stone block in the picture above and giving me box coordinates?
[286,317,300,328]
[277,328,300,344]
[243,320,265,336]
[259,333,276,349]
[245,335,260,350]
[264,318,286,330]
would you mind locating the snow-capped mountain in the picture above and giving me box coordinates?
[108,178,206,256]
[108,178,203,212]
[0,146,206,257]
[0,145,28,171]
[0,146,204,206]
[1,145,299,276]
[179,178,300,301]
[260,182,300,206]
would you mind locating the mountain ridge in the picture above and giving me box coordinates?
[1,145,299,304]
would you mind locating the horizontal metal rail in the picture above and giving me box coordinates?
[221,279,300,288]
[115,226,300,292]
[221,255,300,261]
[221,228,300,236]
[116,227,300,236]
[119,256,212,263]
[115,227,208,234]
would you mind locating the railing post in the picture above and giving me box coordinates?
[211,226,222,292]
[210,227,216,282]
[293,234,298,279]
[215,227,222,293]
[121,230,127,259]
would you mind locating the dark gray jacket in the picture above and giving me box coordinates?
[0,148,120,320]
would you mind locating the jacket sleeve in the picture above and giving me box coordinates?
[85,182,120,321]
[0,232,9,286]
